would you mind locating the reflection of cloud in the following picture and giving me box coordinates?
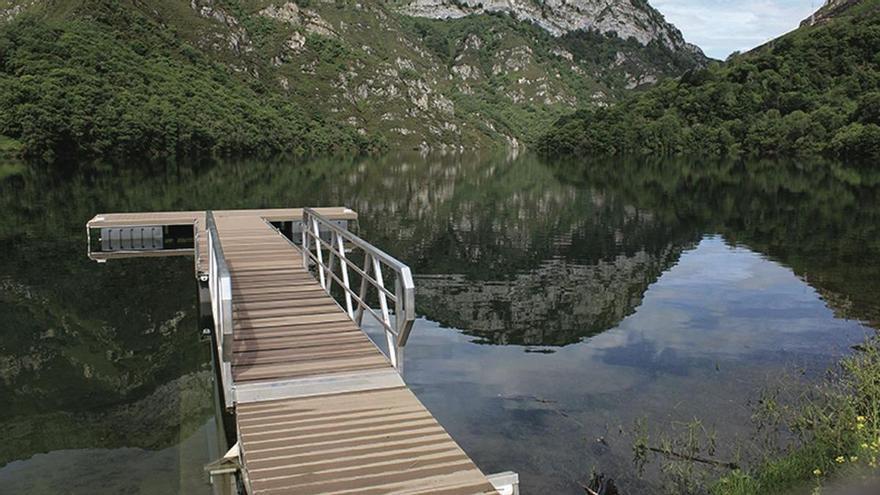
[377,238,871,493]
[393,236,869,396]
[608,236,866,359]
[651,0,817,59]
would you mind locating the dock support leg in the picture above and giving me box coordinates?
[487,471,520,495]
[205,443,242,495]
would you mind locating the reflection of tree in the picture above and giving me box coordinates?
[0,372,212,466]
[294,154,704,345]
[0,166,217,461]
[550,157,880,328]
[2,153,877,436]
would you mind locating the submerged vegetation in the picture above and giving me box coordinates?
[537,0,880,161]
[0,1,383,165]
[715,337,880,495]
[629,336,880,495]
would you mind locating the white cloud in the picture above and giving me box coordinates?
[651,0,819,59]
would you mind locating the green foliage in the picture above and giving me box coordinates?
[306,33,349,67]
[711,337,880,495]
[396,11,706,142]
[559,28,698,78]
[626,334,880,495]
[0,0,383,166]
[0,135,22,156]
[832,123,880,159]
[538,2,880,162]
[856,91,880,124]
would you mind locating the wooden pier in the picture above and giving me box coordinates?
[86,208,517,495]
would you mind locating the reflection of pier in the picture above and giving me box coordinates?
[86,208,516,495]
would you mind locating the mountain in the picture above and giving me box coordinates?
[399,0,702,53]
[537,0,880,161]
[801,0,865,26]
[0,0,705,163]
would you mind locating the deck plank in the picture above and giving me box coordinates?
[237,388,497,495]
[87,208,499,495]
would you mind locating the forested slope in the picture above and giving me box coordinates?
[537,0,880,161]
[0,0,705,165]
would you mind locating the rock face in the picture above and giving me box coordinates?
[2,0,706,151]
[400,0,703,54]
[801,0,865,26]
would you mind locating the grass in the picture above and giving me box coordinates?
[631,335,880,495]
[0,135,22,155]
[709,337,880,495]
[0,161,25,180]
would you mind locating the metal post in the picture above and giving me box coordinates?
[301,211,309,269]
[326,231,337,294]
[336,233,354,318]
[312,217,326,288]
[355,253,371,326]
[372,257,396,369]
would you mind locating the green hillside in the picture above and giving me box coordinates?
[0,0,705,165]
[537,0,880,161]
[0,0,384,164]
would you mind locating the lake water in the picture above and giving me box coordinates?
[1,154,878,494]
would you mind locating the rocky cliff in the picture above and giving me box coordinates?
[400,0,702,53]
[189,0,706,149]
[1,0,706,154]
[801,0,867,26]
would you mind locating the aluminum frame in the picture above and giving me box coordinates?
[301,208,416,374]
[206,211,234,409]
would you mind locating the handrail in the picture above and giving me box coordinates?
[301,208,416,374]
[206,210,234,409]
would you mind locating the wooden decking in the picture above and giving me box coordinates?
[86,208,502,495]
[86,207,357,273]
[215,214,390,384]
[237,388,498,495]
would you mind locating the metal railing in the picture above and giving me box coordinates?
[301,208,415,374]
[206,211,234,409]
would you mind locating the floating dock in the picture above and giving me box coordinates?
[86,208,517,495]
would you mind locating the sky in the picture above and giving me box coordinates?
[651,0,821,59]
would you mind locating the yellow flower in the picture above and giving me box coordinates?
[857,423,866,430]
[857,415,867,423]
[836,455,846,463]
[850,456,859,462]
[813,468,823,476]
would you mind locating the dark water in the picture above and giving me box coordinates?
[0,154,878,494]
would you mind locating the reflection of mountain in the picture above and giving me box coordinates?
[550,158,880,330]
[417,245,688,345]
[4,153,877,360]
[0,168,213,466]
[0,261,205,419]
[302,155,704,345]
[0,372,212,466]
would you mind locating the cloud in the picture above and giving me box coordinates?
[651,0,819,59]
